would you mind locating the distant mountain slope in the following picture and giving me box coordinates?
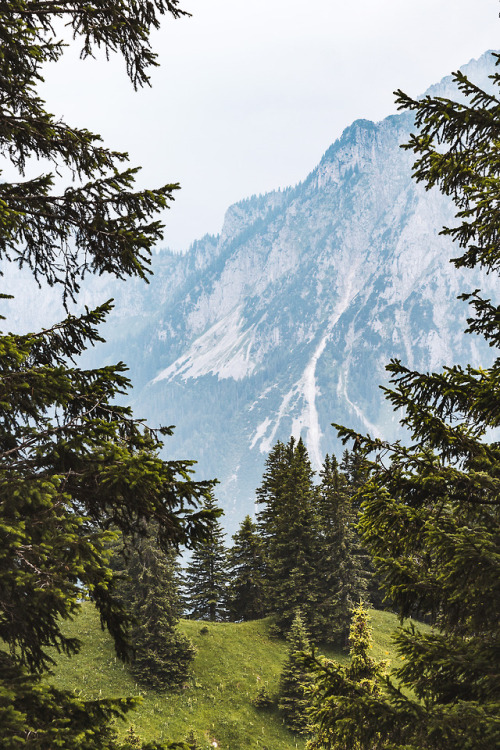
[2,52,497,529]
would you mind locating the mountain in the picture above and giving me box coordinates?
[2,52,497,530]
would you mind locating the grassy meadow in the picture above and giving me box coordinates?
[47,605,408,749]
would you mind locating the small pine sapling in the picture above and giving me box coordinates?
[304,604,386,749]
[278,611,314,734]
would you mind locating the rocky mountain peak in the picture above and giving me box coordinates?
[2,51,498,529]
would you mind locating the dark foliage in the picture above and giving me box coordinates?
[226,515,266,621]
[314,454,369,645]
[256,438,372,643]
[256,437,321,636]
[183,494,228,622]
[111,526,196,690]
[0,1,214,747]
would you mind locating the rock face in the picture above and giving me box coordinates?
[2,52,497,528]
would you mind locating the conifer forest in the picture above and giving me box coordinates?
[0,2,499,749]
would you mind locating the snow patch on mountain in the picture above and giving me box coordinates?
[291,271,359,468]
[153,306,257,382]
[257,388,296,455]
[250,270,361,469]
[250,417,272,450]
[291,332,329,470]
[337,366,382,438]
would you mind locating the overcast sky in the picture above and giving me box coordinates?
[39,0,499,252]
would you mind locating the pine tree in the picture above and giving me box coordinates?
[256,436,321,636]
[0,2,215,747]
[254,438,292,615]
[305,604,386,750]
[278,611,313,734]
[320,54,500,748]
[339,450,386,611]
[314,455,368,645]
[226,515,266,621]
[339,449,369,499]
[0,0,188,301]
[112,526,196,690]
[184,494,228,622]
[255,439,289,556]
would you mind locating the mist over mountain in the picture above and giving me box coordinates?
[3,52,497,530]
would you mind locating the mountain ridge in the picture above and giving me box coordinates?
[2,51,497,528]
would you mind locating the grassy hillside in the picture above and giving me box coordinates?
[48,606,407,750]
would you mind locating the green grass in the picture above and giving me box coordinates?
[47,606,417,750]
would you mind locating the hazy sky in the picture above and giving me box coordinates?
[39,0,499,251]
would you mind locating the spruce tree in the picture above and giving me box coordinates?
[278,611,313,734]
[339,449,369,498]
[256,436,321,636]
[315,455,368,645]
[317,54,500,748]
[0,2,215,747]
[305,604,386,750]
[339,450,386,610]
[226,515,266,621]
[184,494,228,622]
[112,526,196,690]
[255,440,289,557]
[0,1,188,301]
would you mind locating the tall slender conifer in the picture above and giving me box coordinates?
[184,494,228,622]
[226,515,266,621]
[278,611,313,734]
[257,437,321,635]
[0,2,216,746]
[315,455,368,645]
